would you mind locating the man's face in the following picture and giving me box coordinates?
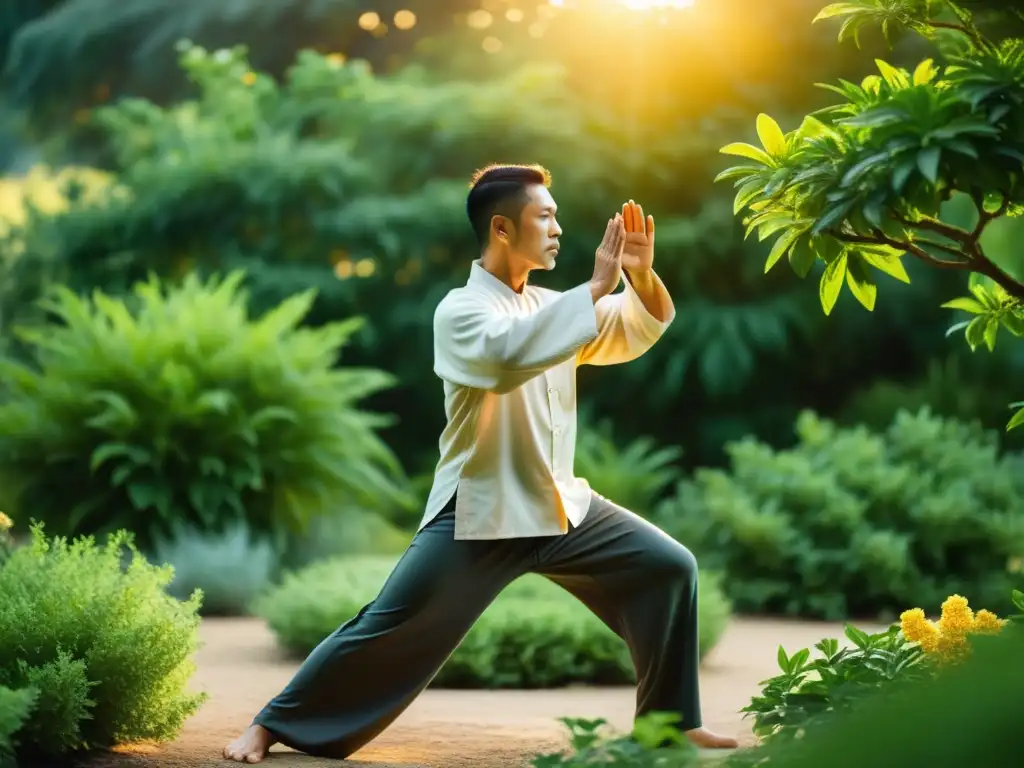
[504,184,562,271]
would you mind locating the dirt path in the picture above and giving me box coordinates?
[98,616,881,768]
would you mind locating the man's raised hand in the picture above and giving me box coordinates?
[621,199,655,273]
[589,214,625,303]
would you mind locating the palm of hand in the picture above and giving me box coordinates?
[620,200,654,272]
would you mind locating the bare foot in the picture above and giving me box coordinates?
[684,727,739,749]
[223,724,276,763]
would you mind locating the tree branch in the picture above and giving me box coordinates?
[971,242,1024,299]
[829,229,972,269]
[896,214,972,242]
[971,192,1011,241]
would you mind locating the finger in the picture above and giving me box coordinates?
[601,218,614,248]
[634,203,646,236]
[630,200,641,233]
[622,202,634,233]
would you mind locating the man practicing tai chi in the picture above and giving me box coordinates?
[224,163,739,763]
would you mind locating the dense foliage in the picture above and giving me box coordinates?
[539,607,1024,767]
[256,555,732,689]
[0,270,409,550]
[718,0,1024,430]
[0,521,205,763]
[1,17,981,472]
[655,408,1024,619]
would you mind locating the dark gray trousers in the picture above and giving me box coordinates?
[253,491,702,759]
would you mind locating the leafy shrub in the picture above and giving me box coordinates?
[0,686,35,768]
[150,518,278,616]
[256,555,731,689]
[0,270,409,551]
[532,713,700,768]
[655,408,1024,619]
[729,617,1024,768]
[0,522,205,762]
[743,624,928,745]
[745,591,1013,748]
[573,418,683,517]
[280,507,411,571]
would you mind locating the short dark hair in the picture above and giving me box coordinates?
[466,163,552,249]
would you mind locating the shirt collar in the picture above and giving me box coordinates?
[467,259,525,301]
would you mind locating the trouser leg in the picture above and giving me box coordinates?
[533,493,703,731]
[252,501,534,758]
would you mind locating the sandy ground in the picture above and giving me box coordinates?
[92,616,880,768]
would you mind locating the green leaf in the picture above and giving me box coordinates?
[90,443,151,473]
[965,316,988,351]
[819,252,848,315]
[1007,406,1024,432]
[1012,589,1024,611]
[813,200,855,235]
[892,160,916,193]
[813,2,864,21]
[917,146,942,184]
[714,165,758,183]
[777,645,791,673]
[720,143,774,166]
[765,229,806,273]
[845,254,877,311]
[734,179,765,215]
[983,316,1000,352]
[913,58,938,85]
[945,320,970,338]
[875,59,909,89]
[789,238,817,278]
[756,113,788,157]
[844,624,871,649]
[941,297,986,314]
[862,249,910,283]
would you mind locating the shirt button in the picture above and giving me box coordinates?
[548,387,557,395]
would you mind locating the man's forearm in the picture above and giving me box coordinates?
[623,268,674,323]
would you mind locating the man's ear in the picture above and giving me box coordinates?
[489,215,510,244]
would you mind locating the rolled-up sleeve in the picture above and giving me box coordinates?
[577,278,674,367]
[434,283,599,394]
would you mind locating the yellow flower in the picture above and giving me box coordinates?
[0,512,11,531]
[900,608,940,653]
[973,609,1007,635]
[902,595,1008,665]
[937,594,974,636]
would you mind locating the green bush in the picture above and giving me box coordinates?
[0,270,410,551]
[150,518,279,617]
[0,686,35,768]
[541,618,1024,768]
[742,624,927,745]
[654,408,1024,619]
[279,507,411,571]
[532,712,701,768]
[256,555,731,689]
[573,417,683,518]
[0,522,205,762]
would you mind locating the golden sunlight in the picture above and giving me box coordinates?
[619,0,695,7]
[548,0,695,8]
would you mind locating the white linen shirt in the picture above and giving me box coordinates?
[419,259,674,539]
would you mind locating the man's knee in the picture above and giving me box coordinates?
[649,542,697,588]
